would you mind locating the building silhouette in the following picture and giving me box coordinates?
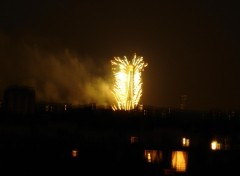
[2,85,36,115]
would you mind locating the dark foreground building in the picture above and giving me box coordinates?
[0,85,240,175]
[2,85,36,116]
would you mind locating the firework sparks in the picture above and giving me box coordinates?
[111,53,148,111]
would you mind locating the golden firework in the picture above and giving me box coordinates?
[111,53,148,110]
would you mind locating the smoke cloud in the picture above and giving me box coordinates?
[0,32,114,106]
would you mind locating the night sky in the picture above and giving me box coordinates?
[0,0,239,111]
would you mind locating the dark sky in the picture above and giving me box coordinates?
[0,0,239,110]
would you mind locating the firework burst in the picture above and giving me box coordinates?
[111,53,148,111]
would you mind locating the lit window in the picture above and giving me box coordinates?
[147,152,151,163]
[182,137,190,147]
[72,149,78,158]
[211,140,221,150]
[130,136,138,144]
[144,150,163,163]
[172,151,188,172]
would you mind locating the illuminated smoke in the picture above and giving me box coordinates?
[0,33,114,106]
[111,53,148,110]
